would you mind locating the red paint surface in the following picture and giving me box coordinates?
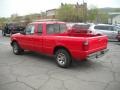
[11,21,108,60]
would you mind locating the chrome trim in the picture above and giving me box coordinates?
[87,49,109,60]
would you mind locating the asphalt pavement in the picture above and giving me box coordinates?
[0,30,120,90]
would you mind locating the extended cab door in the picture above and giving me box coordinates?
[19,24,35,51]
[32,24,43,53]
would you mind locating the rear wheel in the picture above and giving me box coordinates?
[12,42,23,55]
[55,49,72,68]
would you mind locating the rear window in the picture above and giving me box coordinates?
[94,25,114,31]
[46,24,67,34]
[72,24,90,29]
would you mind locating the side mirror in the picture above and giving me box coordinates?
[20,31,26,35]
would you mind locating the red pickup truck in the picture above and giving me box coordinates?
[10,21,108,68]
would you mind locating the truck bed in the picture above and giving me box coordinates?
[47,33,108,60]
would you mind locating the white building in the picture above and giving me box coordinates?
[46,9,57,19]
[108,12,120,24]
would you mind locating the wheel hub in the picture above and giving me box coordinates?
[13,44,18,53]
[57,53,66,65]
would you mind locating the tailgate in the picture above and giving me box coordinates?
[86,35,108,54]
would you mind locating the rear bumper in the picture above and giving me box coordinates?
[87,49,109,60]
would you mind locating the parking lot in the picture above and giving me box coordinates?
[0,31,120,90]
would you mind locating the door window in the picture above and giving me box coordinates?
[25,24,35,35]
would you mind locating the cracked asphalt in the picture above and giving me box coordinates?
[0,31,120,90]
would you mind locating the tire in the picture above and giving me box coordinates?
[55,49,72,68]
[12,42,23,55]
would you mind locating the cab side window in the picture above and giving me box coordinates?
[25,24,35,35]
[46,24,55,34]
[46,24,66,34]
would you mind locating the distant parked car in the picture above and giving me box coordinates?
[89,24,119,41]
[2,23,25,36]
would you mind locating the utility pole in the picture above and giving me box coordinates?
[82,0,84,22]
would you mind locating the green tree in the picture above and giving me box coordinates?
[87,7,98,22]
[0,17,7,27]
[88,6,109,23]
[56,4,82,22]
[97,12,109,23]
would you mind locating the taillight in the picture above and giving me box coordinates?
[83,40,89,51]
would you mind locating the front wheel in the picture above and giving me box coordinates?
[12,42,23,55]
[55,49,72,68]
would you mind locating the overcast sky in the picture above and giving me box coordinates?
[0,0,120,17]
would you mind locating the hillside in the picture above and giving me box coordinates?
[99,7,120,13]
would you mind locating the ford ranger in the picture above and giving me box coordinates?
[10,21,108,68]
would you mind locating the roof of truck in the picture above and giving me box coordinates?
[31,21,65,24]
[31,19,65,24]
